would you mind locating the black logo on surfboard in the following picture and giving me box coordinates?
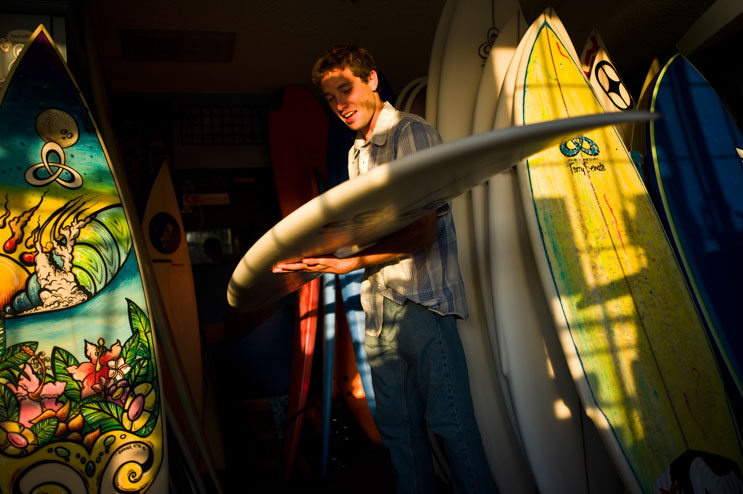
[594,61,632,110]
[148,212,181,254]
[478,26,501,65]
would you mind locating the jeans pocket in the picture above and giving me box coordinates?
[380,298,406,344]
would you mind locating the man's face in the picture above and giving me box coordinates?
[321,67,380,139]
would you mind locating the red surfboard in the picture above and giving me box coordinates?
[335,292,381,445]
[269,85,328,481]
[269,85,328,217]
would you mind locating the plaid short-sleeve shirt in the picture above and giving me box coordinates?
[348,102,469,336]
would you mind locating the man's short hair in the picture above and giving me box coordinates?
[312,43,377,88]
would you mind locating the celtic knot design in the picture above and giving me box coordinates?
[25,141,83,189]
[24,109,83,189]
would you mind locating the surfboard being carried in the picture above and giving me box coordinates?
[227,110,655,311]
[0,26,168,493]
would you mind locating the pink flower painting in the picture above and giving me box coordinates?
[66,339,123,398]
[5,363,66,427]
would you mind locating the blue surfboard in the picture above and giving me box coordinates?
[647,54,743,395]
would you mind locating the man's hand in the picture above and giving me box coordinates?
[273,256,362,274]
[271,210,439,276]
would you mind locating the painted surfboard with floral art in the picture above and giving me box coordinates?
[0,26,167,492]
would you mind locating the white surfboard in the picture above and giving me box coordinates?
[227,111,655,311]
[425,0,459,127]
[142,163,204,420]
[489,10,623,493]
[142,163,226,476]
[513,13,743,493]
[473,11,527,392]
[579,30,635,145]
[436,0,536,489]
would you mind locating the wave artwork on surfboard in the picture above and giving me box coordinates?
[0,26,167,492]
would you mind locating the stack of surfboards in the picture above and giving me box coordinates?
[429,2,631,491]
[578,29,635,146]
[511,11,743,493]
[428,0,536,489]
[229,18,655,494]
[427,2,743,492]
[490,10,625,494]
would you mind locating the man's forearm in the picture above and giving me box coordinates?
[356,210,437,259]
[272,210,438,274]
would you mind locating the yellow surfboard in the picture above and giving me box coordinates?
[514,13,742,492]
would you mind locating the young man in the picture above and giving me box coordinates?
[274,44,494,493]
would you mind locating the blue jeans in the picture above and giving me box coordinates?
[365,298,495,494]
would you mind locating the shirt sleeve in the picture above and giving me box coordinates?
[394,119,443,161]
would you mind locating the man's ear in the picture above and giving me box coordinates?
[369,70,379,92]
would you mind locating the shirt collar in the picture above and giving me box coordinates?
[354,101,396,149]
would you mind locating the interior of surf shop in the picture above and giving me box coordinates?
[0,0,741,492]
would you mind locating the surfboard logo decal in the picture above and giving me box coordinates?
[25,109,84,190]
[478,25,500,65]
[560,136,606,176]
[476,1,501,65]
[654,450,743,493]
[559,136,599,157]
[594,61,631,110]
[148,212,181,255]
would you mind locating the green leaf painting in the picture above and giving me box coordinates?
[52,347,83,402]
[0,342,37,371]
[0,385,20,422]
[31,417,58,446]
[81,401,125,434]
[127,358,151,387]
